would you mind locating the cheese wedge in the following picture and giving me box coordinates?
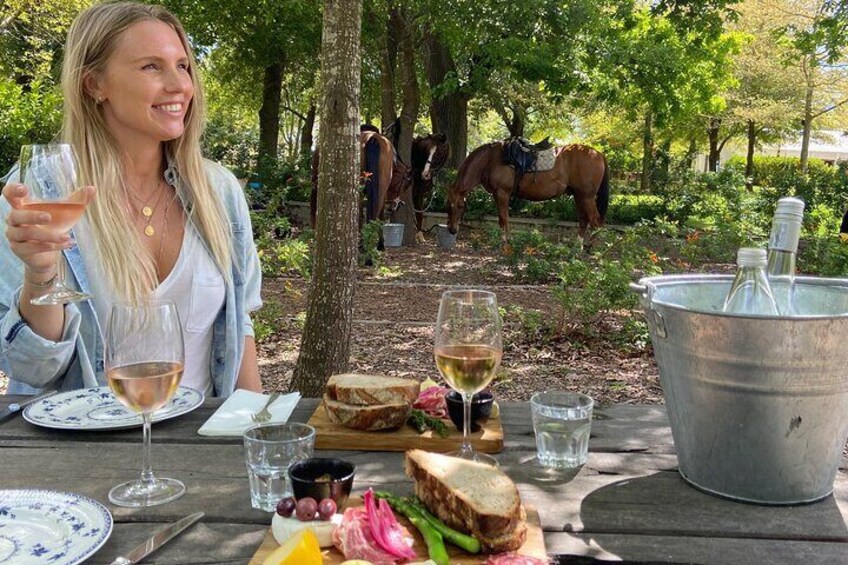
[272,512,342,548]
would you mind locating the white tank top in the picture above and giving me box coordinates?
[82,223,225,396]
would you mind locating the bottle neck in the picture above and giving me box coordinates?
[767,248,796,278]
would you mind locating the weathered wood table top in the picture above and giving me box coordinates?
[1,396,846,564]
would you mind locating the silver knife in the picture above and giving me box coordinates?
[0,390,57,423]
[109,512,204,565]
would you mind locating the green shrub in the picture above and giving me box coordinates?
[360,220,383,268]
[252,299,285,342]
[0,79,62,173]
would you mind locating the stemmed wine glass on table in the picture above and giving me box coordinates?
[106,300,185,507]
[434,289,502,466]
[18,143,91,305]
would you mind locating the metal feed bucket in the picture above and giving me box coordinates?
[436,224,456,250]
[382,223,404,247]
[632,274,848,505]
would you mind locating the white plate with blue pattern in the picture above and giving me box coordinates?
[0,489,112,565]
[22,386,204,431]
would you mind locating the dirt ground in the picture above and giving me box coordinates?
[257,228,663,405]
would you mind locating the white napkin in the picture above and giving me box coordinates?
[197,389,301,437]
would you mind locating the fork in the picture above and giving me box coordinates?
[251,392,281,423]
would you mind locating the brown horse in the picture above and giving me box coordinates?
[310,131,450,235]
[446,141,609,248]
[410,132,450,239]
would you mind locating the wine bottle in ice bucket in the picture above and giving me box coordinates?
[723,247,779,316]
[766,197,804,315]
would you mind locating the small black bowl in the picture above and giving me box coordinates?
[289,457,356,509]
[445,390,494,433]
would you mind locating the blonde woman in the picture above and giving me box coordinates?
[0,1,262,397]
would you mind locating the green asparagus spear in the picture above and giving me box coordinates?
[374,492,450,565]
[408,496,482,554]
[375,492,450,565]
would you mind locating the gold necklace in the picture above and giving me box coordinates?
[130,181,166,237]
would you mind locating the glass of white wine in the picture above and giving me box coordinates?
[18,143,92,305]
[106,300,185,507]
[434,289,502,466]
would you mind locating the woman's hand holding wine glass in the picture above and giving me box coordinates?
[434,289,502,466]
[3,144,95,305]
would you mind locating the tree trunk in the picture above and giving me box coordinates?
[299,101,317,167]
[745,119,756,190]
[799,83,814,172]
[258,62,283,169]
[423,29,468,169]
[291,0,363,397]
[640,111,653,192]
[395,6,419,246]
[381,5,400,146]
[707,117,721,172]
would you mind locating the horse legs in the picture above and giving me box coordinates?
[496,189,512,255]
[576,194,603,252]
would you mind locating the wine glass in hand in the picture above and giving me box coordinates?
[434,289,502,466]
[106,301,185,507]
[18,144,92,305]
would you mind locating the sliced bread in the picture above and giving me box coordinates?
[322,394,411,431]
[326,373,420,406]
[404,449,527,553]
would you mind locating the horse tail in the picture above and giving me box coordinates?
[596,155,610,224]
[364,136,381,221]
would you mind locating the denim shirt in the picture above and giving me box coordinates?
[0,159,262,397]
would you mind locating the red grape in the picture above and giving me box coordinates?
[276,497,296,518]
[318,498,337,520]
[295,497,318,521]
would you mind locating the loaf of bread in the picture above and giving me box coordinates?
[326,373,419,406]
[323,394,411,431]
[404,449,527,553]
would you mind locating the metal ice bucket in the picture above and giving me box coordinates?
[631,274,848,504]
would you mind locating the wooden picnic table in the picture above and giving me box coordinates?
[1,396,846,564]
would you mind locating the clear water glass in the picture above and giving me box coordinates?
[243,423,315,511]
[531,391,594,468]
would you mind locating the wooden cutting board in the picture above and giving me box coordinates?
[306,404,504,453]
[249,498,546,564]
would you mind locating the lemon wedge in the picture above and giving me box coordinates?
[262,529,323,565]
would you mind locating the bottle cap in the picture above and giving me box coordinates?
[737,247,767,267]
[774,197,805,222]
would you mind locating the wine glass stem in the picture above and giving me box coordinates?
[461,392,473,455]
[140,411,155,486]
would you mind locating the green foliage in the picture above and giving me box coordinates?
[0,79,62,172]
[360,220,383,268]
[252,298,285,342]
[202,116,258,180]
[724,155,848,211]
[551,229,662,337]
[252,212,313,278]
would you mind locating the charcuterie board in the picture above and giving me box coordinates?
[249,496,546,564]
[306,404,504,453]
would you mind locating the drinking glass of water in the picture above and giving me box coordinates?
[531,391,594,468]
[106,300,185,507]
[243,423,315,511]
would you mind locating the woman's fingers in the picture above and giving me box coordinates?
[2,183,28,208]
[6,223,71,244]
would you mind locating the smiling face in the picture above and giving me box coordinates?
[86,19,193,151]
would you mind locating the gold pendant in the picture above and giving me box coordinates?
[144,225,155,237]
[142,206,153,218]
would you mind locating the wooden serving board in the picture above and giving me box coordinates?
[306,404,504,453]
[249,497,546,564]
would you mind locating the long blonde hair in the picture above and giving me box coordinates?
[61,1,231,303]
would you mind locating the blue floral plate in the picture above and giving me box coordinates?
[0,489,112,565]
[22,386,204,431]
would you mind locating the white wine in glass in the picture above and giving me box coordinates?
[18,143,92,305]
[434,289,502,466]
[106,301,185,507]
